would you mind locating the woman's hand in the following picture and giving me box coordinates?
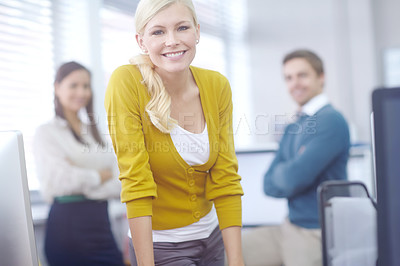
[98,169,113,184]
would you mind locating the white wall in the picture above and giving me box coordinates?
[245,0,378,146]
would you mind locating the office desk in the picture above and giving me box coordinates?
[237,145,373,227]
[236,149,288,227]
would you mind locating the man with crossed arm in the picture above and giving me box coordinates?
[242,49,350,266]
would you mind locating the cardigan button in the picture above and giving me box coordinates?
[188,180,195,187]
[187,168,195,174]
[190,194,197,201]
[194,211,201,219]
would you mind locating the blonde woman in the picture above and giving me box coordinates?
[105,0,244,265]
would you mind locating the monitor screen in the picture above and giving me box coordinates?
[0,131,39,266]
[236,150,288,226]
[372,88,400,266]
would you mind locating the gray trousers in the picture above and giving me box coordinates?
[129,226,225,266]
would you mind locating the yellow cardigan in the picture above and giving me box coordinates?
[105,64,243,230]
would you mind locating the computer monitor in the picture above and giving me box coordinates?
[0,131,39,266]
[236,150,288,226]
[372,87,400,266]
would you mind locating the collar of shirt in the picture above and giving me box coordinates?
[52,116,92,140]
[53,116,69,127]
[300,93,329,116]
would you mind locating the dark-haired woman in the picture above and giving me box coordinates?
[33,61,125,266]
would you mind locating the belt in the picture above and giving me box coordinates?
[54,195,87,203]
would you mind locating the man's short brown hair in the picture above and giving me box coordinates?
[283,49,324,76]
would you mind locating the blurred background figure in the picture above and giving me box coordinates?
[33,62,124,266]
[242,50,350,266]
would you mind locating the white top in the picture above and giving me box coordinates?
[169,122,210,166]
[301,93,329,116]
[128,123,219,242]
[33,117,121,202]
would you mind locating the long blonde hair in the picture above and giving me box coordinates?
[130,0,198,133]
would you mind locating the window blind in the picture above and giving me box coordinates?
[0,0,102,190]
[0,0,54,190]
[51,0,92,66]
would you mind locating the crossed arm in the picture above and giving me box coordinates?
[264,117,349,198]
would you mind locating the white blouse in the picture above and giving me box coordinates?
[169,122,210,166]
[33,117,121,202]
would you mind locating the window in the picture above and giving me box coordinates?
[384,48,400,87]
[100,6,138,81]
[0,0,54,190]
